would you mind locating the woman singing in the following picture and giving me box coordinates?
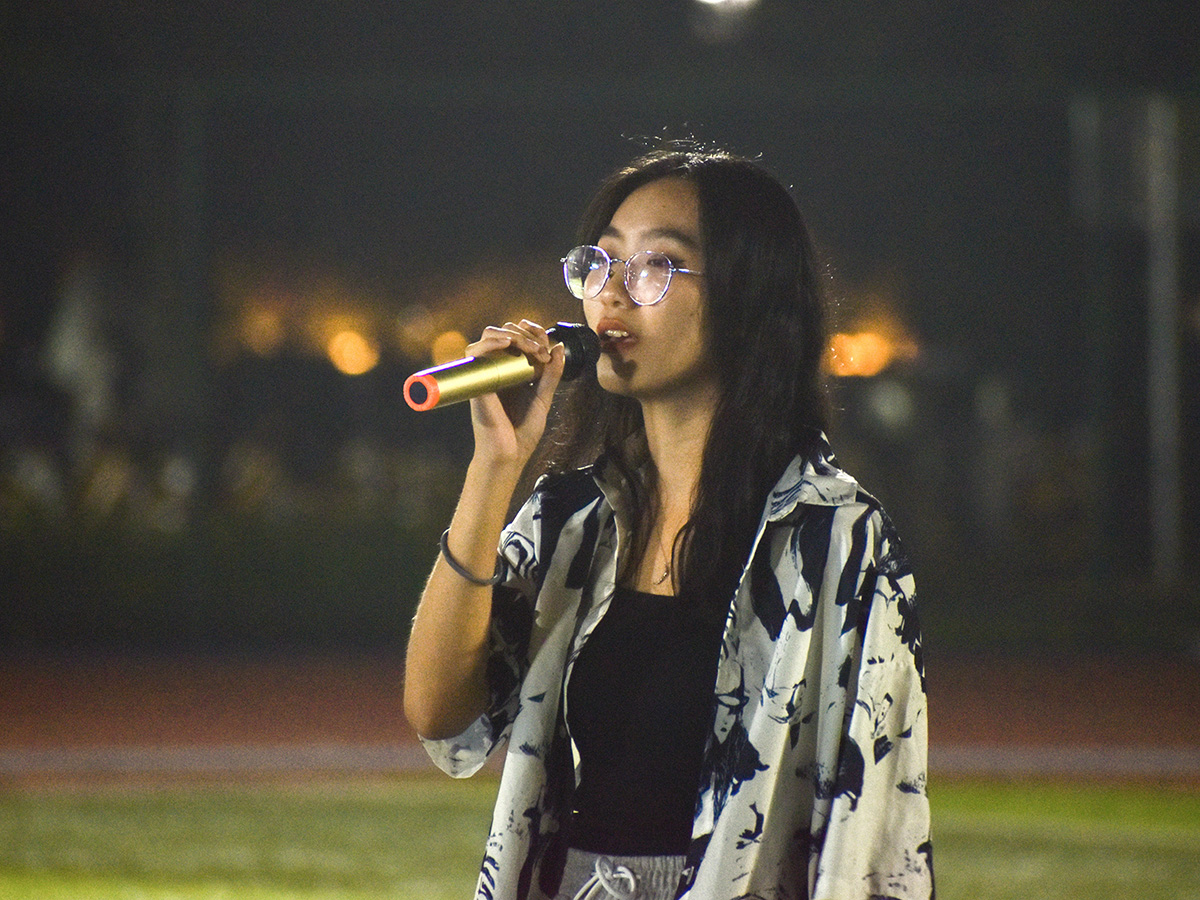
[404,146,933,900]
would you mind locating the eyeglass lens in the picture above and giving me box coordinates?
[563,246,673,306]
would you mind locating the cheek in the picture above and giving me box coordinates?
[653,319,710,380]
[678,307,711,362]
[582,304,602,331]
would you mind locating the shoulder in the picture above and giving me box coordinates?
[766,447,910,575]
[530,465,603,510]
[499,464,617,597]
[508,465,607,546]
[766,440,866,521]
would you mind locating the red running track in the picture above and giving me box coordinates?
[1,652,1197,782]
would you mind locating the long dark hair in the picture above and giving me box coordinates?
[534,145,830,609]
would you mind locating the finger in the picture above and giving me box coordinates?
[465,324,517,357]
[531,341,566,409]
[508,320,552,363]
[467,322,550,363]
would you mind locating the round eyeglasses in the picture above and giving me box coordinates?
[561,245,703,307]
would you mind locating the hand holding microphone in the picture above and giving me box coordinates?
[404,322,599,411]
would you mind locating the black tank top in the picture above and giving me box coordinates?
[565,586,726,855]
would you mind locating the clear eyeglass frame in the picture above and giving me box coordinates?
[561,244,702,307]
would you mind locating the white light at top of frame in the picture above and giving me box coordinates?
[693,0,760,7]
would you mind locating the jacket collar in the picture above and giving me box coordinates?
[764,435,860,522]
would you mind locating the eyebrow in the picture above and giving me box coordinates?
[601,225,700,250]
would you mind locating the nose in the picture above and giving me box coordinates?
[592,258,633,308]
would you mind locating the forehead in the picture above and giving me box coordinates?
[603,177,701,248]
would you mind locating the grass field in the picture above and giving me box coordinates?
[0,776,1197,899]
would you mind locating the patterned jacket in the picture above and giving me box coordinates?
[421,440,934,900]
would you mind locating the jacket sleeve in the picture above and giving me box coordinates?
[418,490,544,778]
[811,507,934,900]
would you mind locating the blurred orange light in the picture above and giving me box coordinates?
[327,330,379,375]
[431,330,469,365]
[826,331,895,377]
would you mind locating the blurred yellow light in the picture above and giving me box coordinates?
[826,331,895,377]
[431,330,469,365]
[327,330,380,375]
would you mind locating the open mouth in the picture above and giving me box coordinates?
[598,328,636,354]
[596,319,635,352]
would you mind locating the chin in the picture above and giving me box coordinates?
[595,373,633,397]
[595,357,637,395]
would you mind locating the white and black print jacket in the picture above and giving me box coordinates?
[421,439,934,900]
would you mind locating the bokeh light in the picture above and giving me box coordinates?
[826,331,895,377]
[240,305,286,357]
[825,328,920,377]
[327,330,380,375]
[431,330,469,365]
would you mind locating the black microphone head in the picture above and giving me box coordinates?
[547,322,600,381]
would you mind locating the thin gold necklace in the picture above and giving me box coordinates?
[652,525,672,586]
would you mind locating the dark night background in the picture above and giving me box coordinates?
[2,1,1198,655]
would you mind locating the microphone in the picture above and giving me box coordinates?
[404,322,600,411]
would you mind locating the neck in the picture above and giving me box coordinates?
[623,383,717,594]
[640,386,716,521]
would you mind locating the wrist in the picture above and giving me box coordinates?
[439,528,503,586]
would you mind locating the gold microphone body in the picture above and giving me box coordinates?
[403,323,599,411]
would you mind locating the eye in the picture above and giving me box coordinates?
[642,252,675,272]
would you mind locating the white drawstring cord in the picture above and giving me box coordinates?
[570,855,638,900]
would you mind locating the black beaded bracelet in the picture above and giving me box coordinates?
[439,529,503,586]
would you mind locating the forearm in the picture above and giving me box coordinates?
[403,453,525,739]
[403,319,564,740]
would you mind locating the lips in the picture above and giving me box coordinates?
[596,317,636,352]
